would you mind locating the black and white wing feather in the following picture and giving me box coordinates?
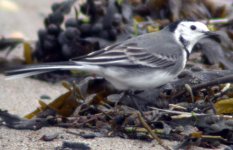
[71,43,177,68]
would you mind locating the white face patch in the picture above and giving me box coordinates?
[173,21,210,53]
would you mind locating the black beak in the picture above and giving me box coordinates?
[203,31,221,43]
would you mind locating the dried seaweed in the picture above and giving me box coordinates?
[2,0,233,149]
[2,68,233,148]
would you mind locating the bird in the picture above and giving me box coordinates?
[6,20,219,91]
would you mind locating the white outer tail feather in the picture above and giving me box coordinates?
[5,70,51,80]
[5,62,102,80]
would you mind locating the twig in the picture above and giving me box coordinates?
[124,127,164,134]
[172,75,233,99]
[190,75,233,91]
[137,112,171,150]
[201,18,230,25]
[185,84,195,102]
[169,104,187,111]
[72,80,85,100]
[149,107,233,119]
[67,113,105,127]
[65,130,80,136]
[191,133,229,143]
[198,135,224,140]
[209,83,231,114]
[210,83,231,103]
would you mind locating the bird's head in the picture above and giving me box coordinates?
[168,20,220,53]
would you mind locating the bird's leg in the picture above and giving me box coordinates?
[114,90,145,115]
[126,90,145,115]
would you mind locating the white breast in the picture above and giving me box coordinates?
[181,49,188,72]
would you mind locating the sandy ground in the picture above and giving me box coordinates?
[0,127,180,150]
[0,0,227,149]
[0,0,56,40]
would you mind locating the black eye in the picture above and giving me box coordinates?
[190,25,196,30]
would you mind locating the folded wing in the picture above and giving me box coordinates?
[71,43,177,68]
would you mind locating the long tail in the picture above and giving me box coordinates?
[5,61,81,80]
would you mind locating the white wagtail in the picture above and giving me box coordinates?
[6,20,219,91]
